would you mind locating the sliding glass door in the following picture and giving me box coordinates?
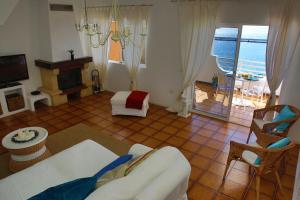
[193,25,269,123]
[193,27,241,120]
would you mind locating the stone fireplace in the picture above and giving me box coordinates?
[57,68,82,91]
[35,57,93,106]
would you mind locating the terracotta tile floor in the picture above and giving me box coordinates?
[194,81,267,127]
[0,91,298,200]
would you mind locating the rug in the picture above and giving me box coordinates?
[0,123,131,179]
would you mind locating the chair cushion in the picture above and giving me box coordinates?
[267,137,291,149]
[254,137,291,165]
[242,151,260,167]
[253,118,271,129]
[272,106,296,132]
[241,142,262,166]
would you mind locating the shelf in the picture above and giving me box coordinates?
[0,84,28,118]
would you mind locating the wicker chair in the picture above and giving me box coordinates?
[246,105,300,143]
[223,133,296,200]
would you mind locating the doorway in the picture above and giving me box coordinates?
[230,25,269,126]
[193,25,269,126]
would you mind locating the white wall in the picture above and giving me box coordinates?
[0,0,42,92]
[0,0,85,93]
[37,0,53,61]
[48,0,83,61]
[0,0,20,25]
[91,0,183,107]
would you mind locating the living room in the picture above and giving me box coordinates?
[0,0,300,200]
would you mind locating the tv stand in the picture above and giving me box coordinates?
[0,83,28,118]
[0,82,21,89]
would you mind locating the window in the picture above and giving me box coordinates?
[108,20,147,66]
[108,21,123,62]
[211,26,269,76]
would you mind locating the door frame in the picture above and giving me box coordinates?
[192,24,243,121]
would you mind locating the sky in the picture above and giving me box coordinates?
[215,26,269,39]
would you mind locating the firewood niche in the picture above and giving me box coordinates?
[35,57,93,106]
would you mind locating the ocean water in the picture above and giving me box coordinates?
[212,39,267,76]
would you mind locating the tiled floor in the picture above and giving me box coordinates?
[0,91,298,200]
[194,81,267,127]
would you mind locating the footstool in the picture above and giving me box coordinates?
[110,91,149,117]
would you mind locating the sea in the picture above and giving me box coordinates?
[212,38,267,76]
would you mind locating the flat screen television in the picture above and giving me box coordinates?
[0,54,29,86]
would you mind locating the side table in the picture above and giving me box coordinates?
[1,127,51,172]
[27,92,52,112]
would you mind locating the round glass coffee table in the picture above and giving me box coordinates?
[1,127,51,172]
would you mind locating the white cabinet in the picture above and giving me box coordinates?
[0,84,28,118]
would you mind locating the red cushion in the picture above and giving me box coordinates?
[125,91,148,110]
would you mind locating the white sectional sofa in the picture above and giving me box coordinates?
[0,140,191,200]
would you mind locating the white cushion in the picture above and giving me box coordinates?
[129,144,153,156]
[253,118,271,129]
[241,141,262,167]
[110,91,131,105]
[242,151,260,166]
[86,146,191,200]
[0,140,118,200]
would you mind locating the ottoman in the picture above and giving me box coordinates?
[110,91,149,117]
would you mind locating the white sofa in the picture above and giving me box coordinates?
[111,91,149,117]
[0,140,191,200]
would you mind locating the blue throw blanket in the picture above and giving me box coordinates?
[28,154,133,200]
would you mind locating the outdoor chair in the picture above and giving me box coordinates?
[223,133,296,200]
[246,105,300,143]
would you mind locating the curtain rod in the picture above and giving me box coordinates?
[170,0,196,2]
[87,4,153,9]
[170,0,240,2]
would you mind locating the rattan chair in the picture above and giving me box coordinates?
[246,105,300,143]
[223,133,296,200]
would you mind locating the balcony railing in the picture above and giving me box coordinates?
[216,57,266,76]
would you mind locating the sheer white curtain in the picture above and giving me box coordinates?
[76,6,112,90]
[121,6,150,90]
[266,0,300,106]
[168,1,219,117]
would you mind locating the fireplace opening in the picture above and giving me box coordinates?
[57,68,82,91]
[67,92,80,101]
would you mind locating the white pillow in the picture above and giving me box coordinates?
[86,146,181,200]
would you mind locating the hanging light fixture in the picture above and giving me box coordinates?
[75,0,146,49]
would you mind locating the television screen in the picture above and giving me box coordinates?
[0,54,29,84]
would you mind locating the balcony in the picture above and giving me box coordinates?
[194,57,271,126]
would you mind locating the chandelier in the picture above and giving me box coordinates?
[75,0,146,49]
